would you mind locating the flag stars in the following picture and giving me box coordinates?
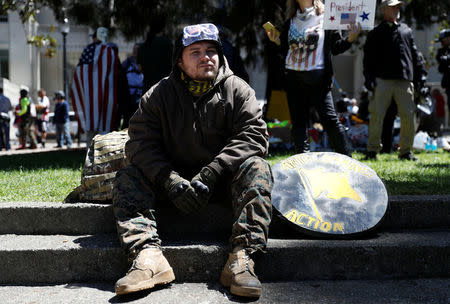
[360,11,369,21]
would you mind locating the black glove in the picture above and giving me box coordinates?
[190,166,217,206]
[164,171,204,215]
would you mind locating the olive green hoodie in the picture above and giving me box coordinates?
[125,39,268,184]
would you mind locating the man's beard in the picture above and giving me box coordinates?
[197,69,218,81]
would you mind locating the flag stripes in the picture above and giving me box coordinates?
[71,43,118,133]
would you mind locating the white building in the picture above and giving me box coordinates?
[0,8,136,105]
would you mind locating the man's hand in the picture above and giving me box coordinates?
[172,185,204,215]
[190,167,217,206]
[347,22,362,43]
[165,172,205,215]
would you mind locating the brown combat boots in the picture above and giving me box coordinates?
[115,247,175,295]
[220,248,262,298]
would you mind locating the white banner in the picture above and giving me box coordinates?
[323,0,377,30]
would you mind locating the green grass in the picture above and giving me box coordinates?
[0,149,449,202]
[352,151,450,195]
[0,151,85,202]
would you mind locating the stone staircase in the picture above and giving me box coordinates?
[0,195,449,303]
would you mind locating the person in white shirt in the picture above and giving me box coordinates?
[266,0,360,155]
[35,89,50,148]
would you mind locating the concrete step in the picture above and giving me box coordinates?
[0,229,448,284]
[1,279,449,304]
[0,195,449,235]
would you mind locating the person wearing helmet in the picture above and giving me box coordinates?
[16,88,37,149]
[112,23,272,298]
[53,90,72,148]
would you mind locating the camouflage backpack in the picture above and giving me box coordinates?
[65,130,129,203]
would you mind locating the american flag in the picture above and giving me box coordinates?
[70,42,118,133]
[340,13,356,25]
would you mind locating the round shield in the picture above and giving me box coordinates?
[271,152,388,236]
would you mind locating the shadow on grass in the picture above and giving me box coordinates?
[0,150,85,171]
[384,172,450,195]
[419,163,450,170]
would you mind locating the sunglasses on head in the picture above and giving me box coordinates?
[182,23,219,47]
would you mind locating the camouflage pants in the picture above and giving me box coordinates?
[112,156,273,257]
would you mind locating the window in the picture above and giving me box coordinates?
[0,50,9,79]
[0,15,7,23]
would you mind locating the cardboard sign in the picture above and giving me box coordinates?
[323,0,377,30]
[271,152,388,236]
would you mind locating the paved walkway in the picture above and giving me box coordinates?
[1,131,448,157]
[0,139,87,156]
[1,279,449,304]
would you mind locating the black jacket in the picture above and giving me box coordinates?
[436,46,450,89]
[125,43,268,184]
[278,19,352,89]
[363,21,423,86]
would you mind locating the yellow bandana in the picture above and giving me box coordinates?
[181,72,213,95]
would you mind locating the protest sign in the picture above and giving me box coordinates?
[323,0,377,30]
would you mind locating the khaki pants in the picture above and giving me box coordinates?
[367,79,415,155]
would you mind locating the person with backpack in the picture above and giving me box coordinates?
[16,88,37,149]
[113,23,272,299]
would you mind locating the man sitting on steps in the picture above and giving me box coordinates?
[112,23,273,298]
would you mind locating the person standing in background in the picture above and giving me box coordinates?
[35,89,50,148]
[121,43,144,128]
[433,88,446,137]
[363,0,426,161]
[71,27,119,147]
[53,91,72,149]
[436,29,450,114]
[16,88,37,150]
[137,16,173,93]
[0,87,12,150]
[265,0,361,155]
[108,42,132,130]
[219,27,250,83]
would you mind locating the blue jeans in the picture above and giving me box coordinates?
[56,122,72,147]
[0,121,10,150]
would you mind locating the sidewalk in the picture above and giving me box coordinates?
[2,129,449,157]
[0,139,87,156]
[1,279,449,304]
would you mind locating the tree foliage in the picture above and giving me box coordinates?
[1,0,449,62]
[402,0,449,29]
